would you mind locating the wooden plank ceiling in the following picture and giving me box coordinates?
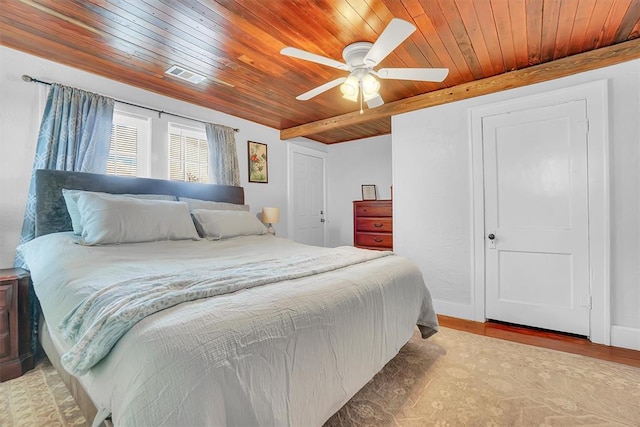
[1,0,640,144]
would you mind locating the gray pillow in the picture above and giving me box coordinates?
[178,196,250,212]
[62,189,177,235]
[191,209,267,240]
[76,192,199,245]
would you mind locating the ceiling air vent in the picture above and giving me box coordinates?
[165,65,206,84]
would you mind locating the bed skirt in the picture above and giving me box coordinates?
[39,315,112,427]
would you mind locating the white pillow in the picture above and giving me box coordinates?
[178,197,250,212]
[191,209,267,240]
[63,189,176,235]
[76,192,199,245]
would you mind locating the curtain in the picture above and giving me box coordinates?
[16,83,114,253]
[15,83,114,358]
[205,123,240,186]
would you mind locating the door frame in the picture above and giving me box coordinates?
[469,80,610,345]
[287,142,328,246]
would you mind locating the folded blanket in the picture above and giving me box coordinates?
[58,246,391,375]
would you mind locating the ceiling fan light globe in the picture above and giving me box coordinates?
[340,76,359,101]
[361,74,380,98]
[340,83,357,97]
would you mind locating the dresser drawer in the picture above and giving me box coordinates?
[355,232,393,249]
[354,204,391,217]
[355,217,393,232]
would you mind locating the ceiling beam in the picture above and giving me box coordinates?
[280,38,640,141]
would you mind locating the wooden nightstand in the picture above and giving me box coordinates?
[0,268,34,381]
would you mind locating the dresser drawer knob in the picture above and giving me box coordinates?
[373,223,383,228]
[374,238,383,242]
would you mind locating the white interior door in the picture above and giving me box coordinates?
[483,100,590,336]
[290,149,326,246]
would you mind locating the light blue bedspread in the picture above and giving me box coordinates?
[58,246,391,376]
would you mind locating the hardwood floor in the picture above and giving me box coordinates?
[438,315,640,368]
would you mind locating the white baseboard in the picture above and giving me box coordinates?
[610,325,640,351]
[432,299,475,320]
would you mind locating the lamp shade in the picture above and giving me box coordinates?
[262,207,280,224]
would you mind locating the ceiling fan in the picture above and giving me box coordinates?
[281,18,449,112]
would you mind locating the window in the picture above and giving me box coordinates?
[106,110,150,177]
[169,124,209,183]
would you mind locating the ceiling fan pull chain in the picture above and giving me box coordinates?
[359,81,364,114]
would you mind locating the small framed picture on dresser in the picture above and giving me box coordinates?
[361,184,377,200]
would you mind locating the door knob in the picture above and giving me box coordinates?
[488,233,495,240]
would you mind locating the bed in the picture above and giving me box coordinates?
[19,169,438,427]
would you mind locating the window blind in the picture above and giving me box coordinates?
[106,123,137,176]
[169,127,209,183]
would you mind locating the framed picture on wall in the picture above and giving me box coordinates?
[248,141,268,183]
[361,184,377,200]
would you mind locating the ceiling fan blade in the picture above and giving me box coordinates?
[281,47,349,70]
[366,95,384,109]
[363,18,416,67]
[296,77,347,100]
[377,68,449,82]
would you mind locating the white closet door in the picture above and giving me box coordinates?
[483,100,590,336]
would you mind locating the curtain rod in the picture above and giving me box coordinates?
[22,75,239,132]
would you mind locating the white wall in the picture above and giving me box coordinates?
[0,45,315,267]
[393,59,640,346]
[394,103,473,308]
[326,135,392,247]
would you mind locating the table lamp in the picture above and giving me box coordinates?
[262,207,280,235]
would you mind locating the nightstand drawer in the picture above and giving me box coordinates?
[0,283,13,361]
[0,284,12,312]
[355,218,392,232]
[0,332,9,358]
[355,232,393,249]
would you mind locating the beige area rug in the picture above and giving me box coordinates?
[327,328,640,426]
[0,357,86,426]
[1,327,639,427]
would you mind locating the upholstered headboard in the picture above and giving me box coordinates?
[35,169,245,237]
